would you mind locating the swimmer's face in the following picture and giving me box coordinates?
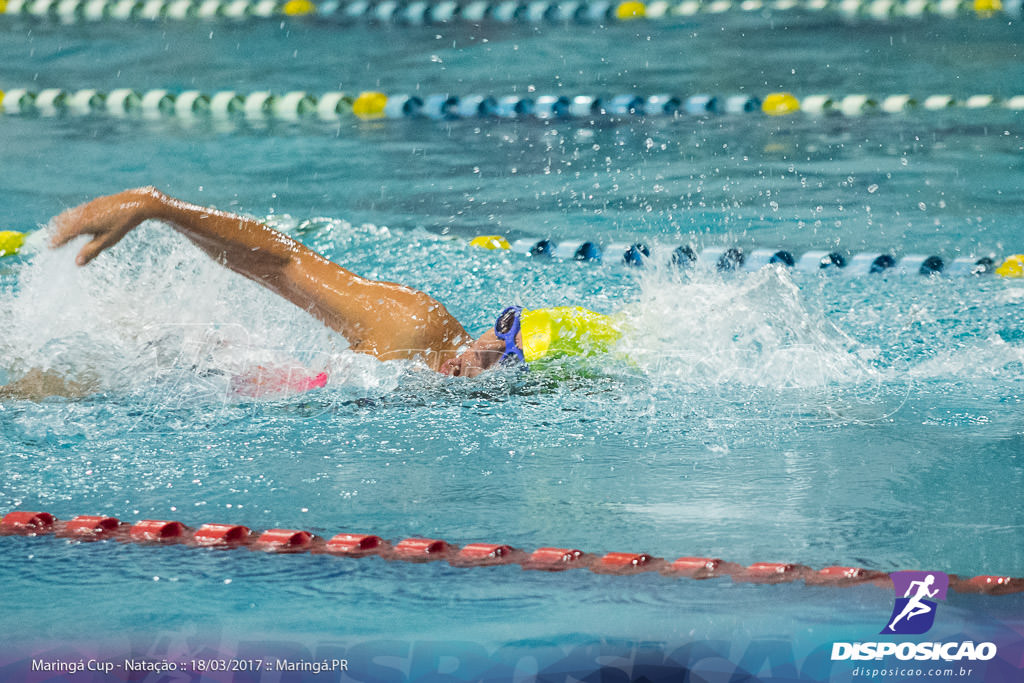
[440,330,507,378]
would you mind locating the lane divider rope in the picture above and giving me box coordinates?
[1,87,1020,279]
[2,88,1024,123]
[0,0,1017,24]
[470,239,1024,278]
[3,223,1022,280]
[2,510,1021,594]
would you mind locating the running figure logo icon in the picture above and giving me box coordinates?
[881,571,949,635]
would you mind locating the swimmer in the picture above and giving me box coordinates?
[43,187,620,382]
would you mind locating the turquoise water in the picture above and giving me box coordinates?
[1,9,1023,682]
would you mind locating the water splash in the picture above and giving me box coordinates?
[618,263,880,389]
[2,221,1021,403]
[0,221,372,396]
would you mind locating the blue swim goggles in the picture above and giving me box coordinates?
[494,306,525,366]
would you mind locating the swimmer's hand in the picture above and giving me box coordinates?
[50,187,161,266]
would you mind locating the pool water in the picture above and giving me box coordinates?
[1,7,1023,682]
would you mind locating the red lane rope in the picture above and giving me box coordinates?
[2,510,1020,595]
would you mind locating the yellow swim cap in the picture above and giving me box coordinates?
[519,307,622,363]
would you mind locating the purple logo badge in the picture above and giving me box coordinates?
[881,571,949,635]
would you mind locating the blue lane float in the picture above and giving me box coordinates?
[623,243,651,267]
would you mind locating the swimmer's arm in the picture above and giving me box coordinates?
[49,187,394,338]
[52,187,299,271]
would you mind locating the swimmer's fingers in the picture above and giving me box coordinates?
[51,207,131,266]
[73,233,128,266]
[49,204,89,249]
[49,190,149,264]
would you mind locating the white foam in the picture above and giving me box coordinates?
[618,264,880,389]
[0,220,400,396]
[908,334,1024,381]
[5,224,1017,398]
